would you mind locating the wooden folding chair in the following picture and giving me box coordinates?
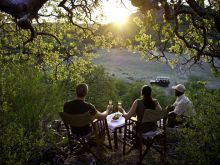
[92,118,112,150]
[123,109,167,164]
[59,112,112,160]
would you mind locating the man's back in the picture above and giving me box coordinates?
[63,99,97,136]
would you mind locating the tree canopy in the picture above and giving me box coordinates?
[0,0,219,72]
[130,0,220,72]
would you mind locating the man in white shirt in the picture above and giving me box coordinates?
[167,84,195,127]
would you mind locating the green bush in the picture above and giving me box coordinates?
[175,77,220,165]
[62,66,172,113]
[120,81,144,109]
[86,66,120,111]
[120,81,173,110]
[0,63,64,164]
[151,86,175,109]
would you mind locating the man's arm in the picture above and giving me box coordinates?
[169,102,186,116]
[94,105,112,120]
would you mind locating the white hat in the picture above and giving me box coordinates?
[172,84,186,93]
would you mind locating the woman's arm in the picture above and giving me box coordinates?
[118,99,138,120]
[155,100,162,111]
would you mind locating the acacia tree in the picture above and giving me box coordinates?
[130,0,220,71]
[0,0,102,82]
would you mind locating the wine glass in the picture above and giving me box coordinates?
[108,100,113,112]
[118,101,122,114]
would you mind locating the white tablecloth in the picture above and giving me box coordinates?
[107,113,125,131]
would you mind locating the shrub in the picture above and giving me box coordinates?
[0,63,64,164]
[176,77,220,165]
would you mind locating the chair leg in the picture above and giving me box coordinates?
[151,145,163,155]
[107,132,112,150]
[68,139,74,153]
[105,120,112,149]
[126,144,137,154]
[139,137,142,164]
[114,130,118,149]
[123,129,126,155]
[79,139,101,162]
[140,139,155,162]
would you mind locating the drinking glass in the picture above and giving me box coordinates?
[118,101,122,113]
[118,101,122,108]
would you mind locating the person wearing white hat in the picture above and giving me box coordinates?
[167,84,195,127]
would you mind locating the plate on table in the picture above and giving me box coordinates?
[111,113,122,121]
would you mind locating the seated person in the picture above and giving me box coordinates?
[63,83,112,136]
[167,84,195,128]
[118,85,162,133]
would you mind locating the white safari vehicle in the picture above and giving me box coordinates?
[150,76,170,87]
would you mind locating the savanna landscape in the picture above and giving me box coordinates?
[0,0,220,165]
[94,48,220,89]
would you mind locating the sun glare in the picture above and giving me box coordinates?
[101,0,137,25]
[105,7,129,24]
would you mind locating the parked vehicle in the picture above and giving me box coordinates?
[150,76,170,87]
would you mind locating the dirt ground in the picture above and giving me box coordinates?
[63,135,171,165]
[93,48,220,89]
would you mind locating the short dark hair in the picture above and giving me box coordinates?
[76,83,88,97]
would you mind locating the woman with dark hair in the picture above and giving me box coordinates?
[118,85,162,132]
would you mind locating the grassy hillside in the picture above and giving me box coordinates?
[93,48,220,90]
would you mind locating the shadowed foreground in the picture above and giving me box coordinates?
[39,121,177,165]
[60,133,176,165]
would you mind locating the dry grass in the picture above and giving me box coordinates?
[93,48,220,89]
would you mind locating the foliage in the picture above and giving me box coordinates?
[0,63,64,164]
[86,66,120,112]
[175,76,220,165]
[63,65,172,112]
[0,15,98,82]
[0,0,220,72]
[130,0,220,72]
[151,86,175,109]
[118,81,173,110]
[0,1,220,163]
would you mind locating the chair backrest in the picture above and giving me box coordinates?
[59,112,92,127]
[59,112,112,150]
[141,108,168,123]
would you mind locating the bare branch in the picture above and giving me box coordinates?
[191,15,207,58]
[186,0,220,32]
[36,32,61,44]
[23,25,36,46]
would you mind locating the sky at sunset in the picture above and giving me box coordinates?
[99,0,137,24]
